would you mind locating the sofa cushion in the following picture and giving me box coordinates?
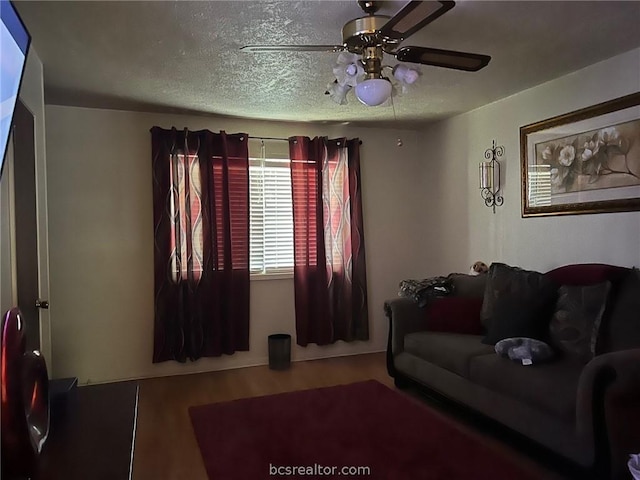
[404,332,494,377]
[425,297,484,335]
[598,268,640,353]
[447,273,487,298]
[480,263,557,330]
[469,353,583,420]
[482,293,552,345]
[549,282,611,364]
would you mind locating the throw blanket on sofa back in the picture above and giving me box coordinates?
[398,276,453,307]
[398,272,488,308]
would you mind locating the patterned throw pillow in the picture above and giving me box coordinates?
[480,263,557,330]
[548,282,611,364]
[597,268,640,353]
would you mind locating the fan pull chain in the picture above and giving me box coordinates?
[391,95,403,147]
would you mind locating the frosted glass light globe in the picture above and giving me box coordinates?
[393,64,419,84]
[345,63,358,76]
[354,78,392,106]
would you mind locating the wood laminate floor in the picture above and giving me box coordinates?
[132,352,565,480]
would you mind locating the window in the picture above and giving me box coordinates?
[169,151,250,281]
[170,144,294,279]
[249,157,294,275]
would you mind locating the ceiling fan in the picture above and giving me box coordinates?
[240,1,491,106]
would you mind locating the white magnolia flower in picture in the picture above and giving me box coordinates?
[599,127,620,143]
[558,145,576,166]
[581,139,604,161]
[542,145,554,161]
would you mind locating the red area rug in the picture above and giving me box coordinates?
[189,380,542,480]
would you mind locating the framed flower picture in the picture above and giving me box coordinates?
[520,92,640,217]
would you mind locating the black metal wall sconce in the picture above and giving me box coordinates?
[479,140,504,213]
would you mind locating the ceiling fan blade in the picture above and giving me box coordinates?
[379,1,455,41]
[396,46,491,71]
[240,45,345,53]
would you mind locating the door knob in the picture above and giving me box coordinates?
[35,299,49,309]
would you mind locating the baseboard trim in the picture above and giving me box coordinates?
[76,349,386,386]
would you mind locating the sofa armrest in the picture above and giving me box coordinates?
[577,349,640,478]
[384,297,425,357]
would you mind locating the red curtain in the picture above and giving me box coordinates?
[151,127,250,362]
[289,136,369,346]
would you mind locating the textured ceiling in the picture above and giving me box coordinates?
[15,1,640,127]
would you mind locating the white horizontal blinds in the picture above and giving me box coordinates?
[249,158,265,272]
[248,138,294,274]
[528,164,552,206]
[263,158,294,271]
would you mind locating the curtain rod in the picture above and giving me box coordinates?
[250,136,289,142]
[250,136,362,145]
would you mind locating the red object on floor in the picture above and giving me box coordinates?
[189,380,544,480]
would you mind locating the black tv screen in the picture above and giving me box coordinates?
[0,0,30,178]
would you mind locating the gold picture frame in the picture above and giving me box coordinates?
[520,92,640,217]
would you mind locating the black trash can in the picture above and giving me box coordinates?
[268,334,291,370]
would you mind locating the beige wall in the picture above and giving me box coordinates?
[44,107,426,383]
[419,47,640,275]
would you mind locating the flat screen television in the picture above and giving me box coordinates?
[0,0,30,178]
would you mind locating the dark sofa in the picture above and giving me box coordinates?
[385,263,640,479]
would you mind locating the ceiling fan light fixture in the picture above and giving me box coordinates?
[392,64,420,85]
[333,52,364,87]
[243,1,492,111]
[354,78,392,106]
[326,80,352,105]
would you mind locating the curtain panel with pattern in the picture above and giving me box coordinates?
[151,127,250,363]
[288,136,369,346]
